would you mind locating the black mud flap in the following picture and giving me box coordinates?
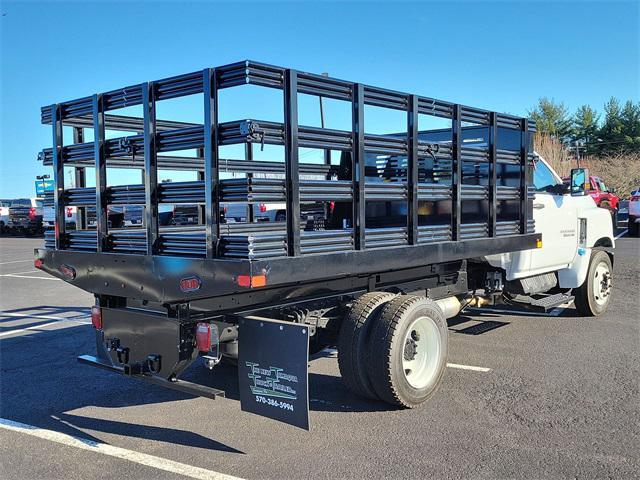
[237,316,310,430]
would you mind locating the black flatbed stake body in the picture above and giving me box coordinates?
[35,60,539,428]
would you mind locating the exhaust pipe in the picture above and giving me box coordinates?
[467,296,491,307]
[435,296,462,319]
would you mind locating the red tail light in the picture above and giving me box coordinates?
[223,205,228,214]
[91,306,103,330]
[58,264,76,280]
[29,207,36,220]
[329,201,335,213]
[259,203,267,213]
[66,207,73,218]
[195,322,211,352]
[179,276,201,292]
[34,258,43,269]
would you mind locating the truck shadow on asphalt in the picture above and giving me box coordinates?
[51,413,244,454]
[447,306,579,335]
[182,361,397,414]
[447,315,510,335]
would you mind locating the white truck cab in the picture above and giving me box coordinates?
[486,154,615,316]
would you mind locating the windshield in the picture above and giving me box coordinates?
[533,160,560,192]
[597,179,608,192]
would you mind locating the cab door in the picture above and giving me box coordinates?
[527,160,578,273]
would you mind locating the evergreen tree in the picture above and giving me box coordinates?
[572,105,600,155]
[528,97,572,140]
[620,100,640,152]
[597,97,624,154]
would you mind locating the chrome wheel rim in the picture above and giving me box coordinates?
[402,316,441,389]
[592,261,612,306]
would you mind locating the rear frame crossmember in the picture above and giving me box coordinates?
[77,354,225,400]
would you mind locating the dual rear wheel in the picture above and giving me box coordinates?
[338,293,448,407]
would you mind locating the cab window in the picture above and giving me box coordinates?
[533,160,559,192]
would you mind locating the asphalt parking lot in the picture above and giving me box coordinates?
[0,230,638,479]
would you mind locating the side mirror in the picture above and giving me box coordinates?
[570,168,589,196]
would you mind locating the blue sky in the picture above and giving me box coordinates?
[1,0,638,197]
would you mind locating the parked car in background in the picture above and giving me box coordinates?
[171,203,287,226]
[3,198,44,235]
[43,205,78,229]
[86,207,124,229]
[587,175,620,228]
[0,199,11,233]
[116,205,174,227]
[628,187,640,237]
[563,174,620,228]
[223,202,287,223]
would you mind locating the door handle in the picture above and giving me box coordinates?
[533,203,545,210]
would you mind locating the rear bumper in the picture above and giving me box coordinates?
[78,354,225,399]
[8,219,40,228]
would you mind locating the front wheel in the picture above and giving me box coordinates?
[574,250,613,316]
[366,295,448,407]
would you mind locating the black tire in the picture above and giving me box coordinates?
[366,295,448,408]
[574,250,613,316]
[629,216,639,237]
[338,292,396,400]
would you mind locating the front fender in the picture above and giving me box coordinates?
[557,206,614,288]
[582,206,615,249]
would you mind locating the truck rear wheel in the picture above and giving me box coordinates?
[338,292,396,400]
[574,250,613,316]
[366,295,448,408]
